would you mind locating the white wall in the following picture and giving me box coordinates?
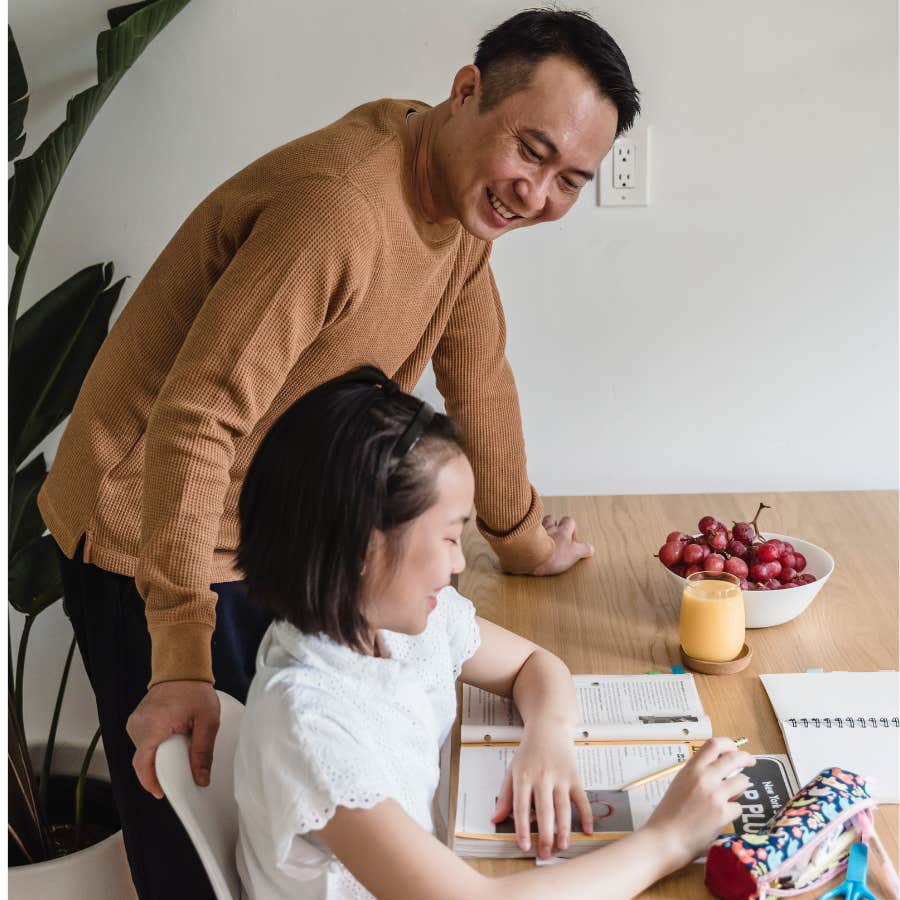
[8,0,898,744]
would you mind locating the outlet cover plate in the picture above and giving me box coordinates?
[598,124,650,207]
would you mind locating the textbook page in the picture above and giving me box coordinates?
[453,747,797,859]
[454,742,691,857]
[461,674,712,743]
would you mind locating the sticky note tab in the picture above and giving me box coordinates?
[647,669,662,675]
[671,665,686,674]
[806,668,825,674]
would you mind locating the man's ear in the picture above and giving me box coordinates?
[448,64,481,113]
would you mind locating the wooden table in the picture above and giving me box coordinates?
[454,491,898,898]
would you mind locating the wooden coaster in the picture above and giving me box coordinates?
[680,642,752,675]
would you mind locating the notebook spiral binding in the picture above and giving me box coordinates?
[785,716,900,729]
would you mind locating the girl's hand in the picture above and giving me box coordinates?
[490,724,593,859]
[644,737,756,868]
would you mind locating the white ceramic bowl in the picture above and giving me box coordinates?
[661,532,834,628]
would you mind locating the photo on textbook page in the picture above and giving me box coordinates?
[493,790,636,835]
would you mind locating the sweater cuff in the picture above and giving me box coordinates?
[148,621,215,687]
[477,489,555,574]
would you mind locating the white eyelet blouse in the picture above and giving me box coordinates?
[234,586,481,899]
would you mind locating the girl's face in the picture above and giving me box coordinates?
[364,452,474,639]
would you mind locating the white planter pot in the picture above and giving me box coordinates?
[9,742,137,900]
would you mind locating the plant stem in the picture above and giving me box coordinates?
[15,614,35,727]
[75,725,102,836]
[9,615,16,699]
[39,634,77,821]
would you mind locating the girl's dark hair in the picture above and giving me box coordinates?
[238,366,465,650]
[474,9,640,137]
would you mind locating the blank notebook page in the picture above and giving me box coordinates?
[760,671,899,803]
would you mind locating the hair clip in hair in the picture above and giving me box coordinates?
[378,379,401,397]
[394,401,435,459]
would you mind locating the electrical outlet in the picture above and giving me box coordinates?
[598,125,650,207]
[613,140,635,189]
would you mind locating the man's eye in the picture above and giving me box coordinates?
[561,177,580,192]
[446,538,460,546]
[519,140,541,162]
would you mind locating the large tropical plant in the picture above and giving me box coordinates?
[8,0,191,864]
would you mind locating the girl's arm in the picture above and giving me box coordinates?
[319,737,753,900]
[459,616,590,858]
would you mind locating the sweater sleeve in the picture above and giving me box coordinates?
[431,241,554,574]
[137,177,380,686]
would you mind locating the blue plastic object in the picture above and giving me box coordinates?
[818,843,878,900]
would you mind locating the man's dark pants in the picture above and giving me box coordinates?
[58,542,272,900]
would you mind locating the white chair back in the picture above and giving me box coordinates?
[156,690,244,900]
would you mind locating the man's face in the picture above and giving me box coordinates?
[434,55,619,240]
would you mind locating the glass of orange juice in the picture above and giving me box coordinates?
[680,571,745,662]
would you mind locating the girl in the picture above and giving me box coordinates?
[234,367,753,899]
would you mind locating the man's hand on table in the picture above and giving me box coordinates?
[126,680,221,799]
[530,515,595,576]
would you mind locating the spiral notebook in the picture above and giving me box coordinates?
[760,671,900,803]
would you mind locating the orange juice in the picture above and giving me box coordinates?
[680,573,745,662]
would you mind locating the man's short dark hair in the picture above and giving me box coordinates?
[474,8,640,137]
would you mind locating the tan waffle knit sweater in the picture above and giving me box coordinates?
[38,98,554,686]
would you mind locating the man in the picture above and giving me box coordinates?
[39,8,638,898]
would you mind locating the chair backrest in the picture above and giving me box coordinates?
[156,691,245,900]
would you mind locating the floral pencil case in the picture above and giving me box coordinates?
[705,768,898,899]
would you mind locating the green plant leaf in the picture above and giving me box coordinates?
[8,27,29,161]
[8,0,191,334]
[10,265,125,466]
[10,455,47,558]
[108,1,162,28]
[9,535,62,617]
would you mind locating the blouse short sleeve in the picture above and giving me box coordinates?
[435,586,481,678]
[235,686,390,870]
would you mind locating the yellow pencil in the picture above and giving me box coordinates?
[621,738,749,792]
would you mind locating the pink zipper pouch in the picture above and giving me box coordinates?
[705,767,897,899]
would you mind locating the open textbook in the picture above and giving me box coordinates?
[461,673,713,743]
[453,675,798,859]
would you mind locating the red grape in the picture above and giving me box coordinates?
[750,562,772,582]
[699,544,712,561]
[767,560,782,579]
[779,552,797,570]
[727,539,748,558]
[739,578,750,590]
[757,542,781,563]
[797,573,816,585]
[704,554,725,573]
[764,578,781,590]
[793,553,807,573]
[684,564,702,577]
[698,516,718,535]
[659,541,685,567]
[779,567,798,583]
[724,557,749,579]
[782,542,795,554]
[732,522,755,544]
[671,563,686,577]
[682,544,705,565]
[708,531,728,551]
[667,531,691,544]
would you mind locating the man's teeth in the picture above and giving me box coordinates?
[488,189,516,220]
